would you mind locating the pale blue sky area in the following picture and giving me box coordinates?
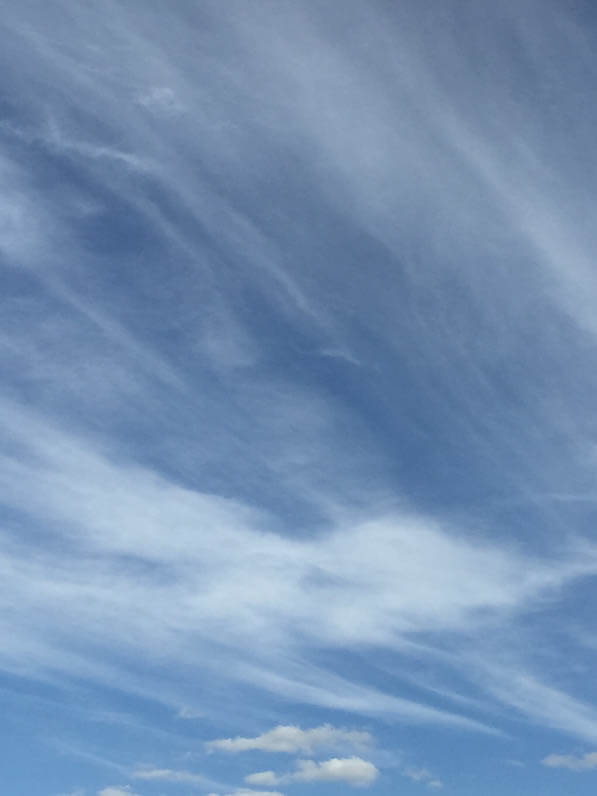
[2,1,597,795]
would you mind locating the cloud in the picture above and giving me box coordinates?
[542,751,597,771]
[405,768,443,789]
[136,86,185,115]
[132,767,208,785]
[244,773,279,787]
[4,0,597,781]
[0,398,596,737]
[207,725,372,754]
[98,788,139,796]
[177,705,202,719]
[245,757,379,788]
[208,791,285,796]
[478,664,597,744]
[287,757,379,787]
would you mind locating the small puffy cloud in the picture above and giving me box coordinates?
[246,757,379,788]
[98,788,139,796]
[542,751,597,771]
[291,758,379,787]
[405,767,443,788]
[207,724,372,754]
[132,767,206,784]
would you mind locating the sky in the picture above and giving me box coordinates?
[2,0,597,794]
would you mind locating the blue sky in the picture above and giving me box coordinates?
[2,0,597,794]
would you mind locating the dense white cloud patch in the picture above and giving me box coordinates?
[542,751,597,771]
[245,757,379,788]
[208,725,372,754]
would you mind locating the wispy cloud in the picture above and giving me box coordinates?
[542,751,597,771]
[177,705,203,720]
[3,0,597,792]
[404,768,443,789]
[132,767,210,785]
[0,396,596,739]
[98,788,139,796]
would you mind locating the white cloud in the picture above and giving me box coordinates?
[136,86,185,115]
[209,791,285,796]
[245,772,279,787]
[3,0,597,758]
[284,757,379,787]
[207,724,372,754]
[98,788,139,796]
[405,768,443,789]
[479,663,597,744]
[177,705,202,719]
[0,399,596,736]
[245,757,379,788]
[542,751,597,771]
[132,767,208,785]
